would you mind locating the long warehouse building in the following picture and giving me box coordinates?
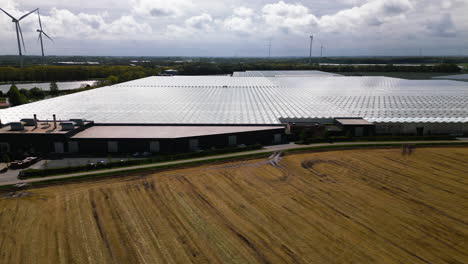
[0,71,467,155]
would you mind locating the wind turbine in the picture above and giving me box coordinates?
[268,39,272,58]
[0,8,38,67]
[36,9,53,58]
[308,35,313,63]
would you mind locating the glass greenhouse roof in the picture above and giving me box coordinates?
[233,70,342,77]
[1,75,467,124]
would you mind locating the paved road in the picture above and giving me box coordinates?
[0,156,151,183]
[1,140,466,187]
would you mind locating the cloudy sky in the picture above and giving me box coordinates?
[1,0,467,57]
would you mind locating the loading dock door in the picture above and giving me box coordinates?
[354,127,364,137]
[68,141,79,153]
[189,139,199,151]
[416,127,424,136]
[149,141,160,152]
[0,143,10,153]
[107,141,118,153]
[274,134,282,144]
[228,135,237,146]
[54,142,64,153]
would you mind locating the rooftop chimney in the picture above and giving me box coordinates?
[53,114,57,129]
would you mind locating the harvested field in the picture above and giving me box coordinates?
[0,147,467,264]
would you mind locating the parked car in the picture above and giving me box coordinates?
[9,156,41,169]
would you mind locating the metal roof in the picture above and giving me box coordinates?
[1,75,467,124]
[72,125,284,139]
[335,118,374,126]
[233,70,341,77]
[432,74,468,81]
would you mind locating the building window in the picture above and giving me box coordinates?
[189,139,199,151]
[228,135,237,146]
[54,142,64,153]
[273,134,282,144]
[149,141,160,152]
[68,141,79,153]
[107,141,118,153]
[354,127,364,137]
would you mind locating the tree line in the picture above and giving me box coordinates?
[177,62,462,75]
[1,55,467,67]
[0,66,161,83]
[0,62,462,82]
[1,82,74,106]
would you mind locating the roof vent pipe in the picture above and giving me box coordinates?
[53,114,57,129]
[33,114,38,128]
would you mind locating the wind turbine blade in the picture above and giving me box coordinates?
[0,8,16,20]
[37,33,41,43]
[42,31,53,42]
[37,9,43,30]
[18,23,26,52]
[19,8,38,21]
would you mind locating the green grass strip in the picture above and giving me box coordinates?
[2,141,467,190]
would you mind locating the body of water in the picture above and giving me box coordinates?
[0,80,98,93]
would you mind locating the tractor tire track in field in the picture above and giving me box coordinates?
[0,147,467,264]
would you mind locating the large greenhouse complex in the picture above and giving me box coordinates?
[0,70,467,155]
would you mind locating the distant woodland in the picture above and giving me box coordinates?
[0,66,160,83]
[0,62,462,83]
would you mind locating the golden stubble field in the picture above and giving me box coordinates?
[0,147,467,264]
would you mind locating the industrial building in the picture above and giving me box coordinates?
[0,70,467,155]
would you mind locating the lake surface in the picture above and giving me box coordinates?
[0,80,98,93]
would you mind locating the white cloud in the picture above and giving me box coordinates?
[233,7,254,17]
[107,16,152,35]
[185,13,214,30]
[131,0,193,18]
[262,1,318,34]
[426,13,456,37]
[224,7,256,34]
[0,1,152,43]
[41,8,151,39]
[165,13,216,38]
[224,16,255,34]
[318,0,413,33]
[1,0,468,56]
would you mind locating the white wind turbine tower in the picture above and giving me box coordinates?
[0,8,38,67]
[36,9,53,58]
[308,35,313,63]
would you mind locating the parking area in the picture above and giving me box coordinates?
[0,156,146,183]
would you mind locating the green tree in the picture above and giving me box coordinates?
[50,81,59,96]
[7,84,28,106]
[29,87,45,99]
[19,88,31,99]
[107,75,119,85]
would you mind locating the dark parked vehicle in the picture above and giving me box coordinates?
[9,157,40,169]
